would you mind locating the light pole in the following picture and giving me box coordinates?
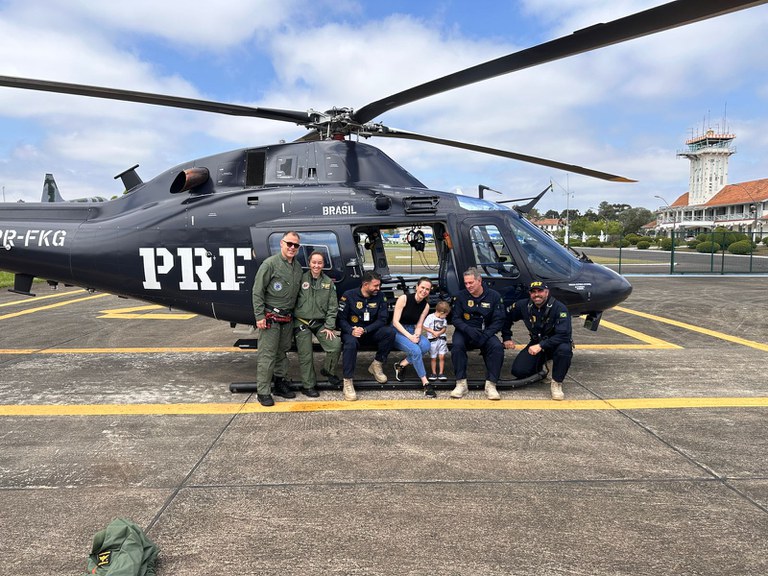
[655,195,675,273]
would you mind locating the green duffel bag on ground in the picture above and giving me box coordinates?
[84,518,158,576]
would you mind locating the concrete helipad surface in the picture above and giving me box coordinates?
[1,276,766,575]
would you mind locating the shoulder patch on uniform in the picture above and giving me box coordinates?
[97,550,112,567]
[559,312,567,318]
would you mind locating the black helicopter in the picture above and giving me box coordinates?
[0,0,762,334]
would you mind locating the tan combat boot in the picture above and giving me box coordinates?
[368,360,387,384]
[450,378,468,398]
[551,381,564,401]
[343,378,357,401]
[485,380,501,401]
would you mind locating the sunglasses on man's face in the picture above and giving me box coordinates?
[282,240,301,249]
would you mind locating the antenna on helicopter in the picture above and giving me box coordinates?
[497,183,553,214]
[478,184,503,200]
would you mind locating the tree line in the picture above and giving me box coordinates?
[530,201,655,237]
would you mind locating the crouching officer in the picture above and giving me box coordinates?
[502,281,573,400]
[294,251,342,397]
[252,231,303,406]
[337,271,395,401]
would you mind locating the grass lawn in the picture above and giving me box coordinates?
[0,271,13,289]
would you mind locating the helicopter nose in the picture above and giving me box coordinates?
[592,265,633,310]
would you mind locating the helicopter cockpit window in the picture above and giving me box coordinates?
[469,224,520,278]
[268,231,343,279]
[276,156,296,179]
[508,216,581,279]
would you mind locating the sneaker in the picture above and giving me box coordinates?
[424,383,437,398]
[437,374,447,381]
[394,362,408,382]
[428,373,438,381]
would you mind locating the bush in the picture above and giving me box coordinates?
[762,237,768,247]
[613,239,630,248]
[700,228,748,249]
[696,241,721,253]
[585,237,600,247]
[568,239,582,247]
[636,240,651,250]
[686,239,699,249]
[625,234,643,245]
[660,238,673,251]
[728,240,754,255]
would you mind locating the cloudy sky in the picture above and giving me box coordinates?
[1,0,767,214]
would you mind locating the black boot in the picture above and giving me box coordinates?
[321,369,341,388]
[257,394,275,407]
[273,376,296,399]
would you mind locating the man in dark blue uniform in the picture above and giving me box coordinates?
[502,280,573,400]
[449,267,506,400]
[337,271,396,400]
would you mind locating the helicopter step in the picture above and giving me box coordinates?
[229,371,546,394]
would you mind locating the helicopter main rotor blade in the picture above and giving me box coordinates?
[0,75,313,125]
[373,127,636,183]
[354,0,767,124]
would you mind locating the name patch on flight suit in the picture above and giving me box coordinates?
[481,302,490,308]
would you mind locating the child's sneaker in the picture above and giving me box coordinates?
[437,374,447,381]
[428,373,438,381]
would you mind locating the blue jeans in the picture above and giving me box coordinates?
[394,325,430,379]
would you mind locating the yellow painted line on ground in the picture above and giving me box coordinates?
[615,306,768,352]
[97,304,197,320]
[2,397,768,417]
[0,293,109,320]
[0,289,86,308]
[576,318,682,350]
[0,347,254,355]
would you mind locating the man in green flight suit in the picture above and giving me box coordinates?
[252,231,303,406]
[293,251,342,397]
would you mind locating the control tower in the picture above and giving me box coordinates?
[677,129,735,205]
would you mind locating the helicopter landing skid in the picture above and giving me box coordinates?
[229,370,546,394]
